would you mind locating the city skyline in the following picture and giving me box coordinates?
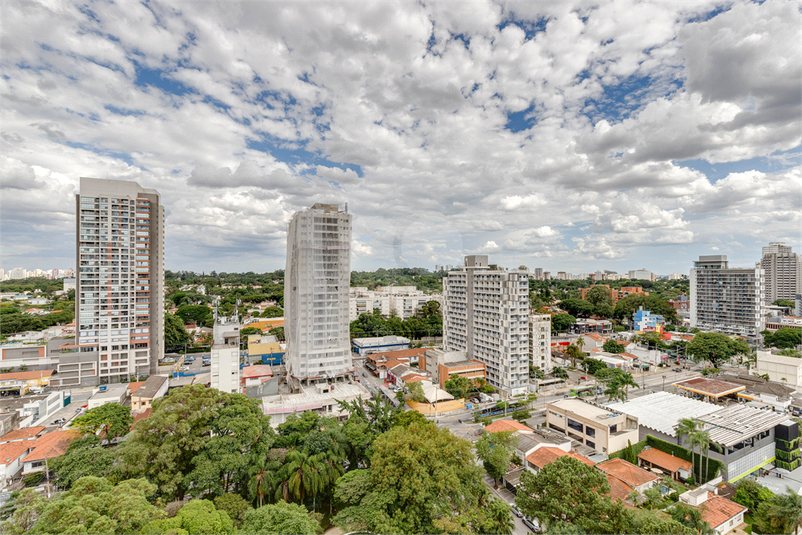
[1,1,800,274]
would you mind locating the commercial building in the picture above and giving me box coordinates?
[284,204,353,384]
[351,335,410,355]
[0,370,54,395]
[755,351,802,392]
[760,243,801,305]
[609,391,792,481]
[689,255,765,342]
[210,306,242,395]
[246,334,285,366]
[633,309,665,332]
[418,348,486,389]
[64,177,164,387]
[87,383,128,409]
[627,269,656,282]
[443,255,530,396]
[546,398,639,455]
[529,312,552,372]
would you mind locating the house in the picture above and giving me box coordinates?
[241,365,280,398]
[131,375,169,412]
[87,383,128,409]
[678,487,746,535]
[637,446,693,481]
[387,364,428,386]
[525,446,596,472]
[0,440,33,489]
[582,333,608,350]
[0,369,54,395]
[21,429,80,475]
[484,419,535,434]
[596,458,659,494]
[0,426,46,443]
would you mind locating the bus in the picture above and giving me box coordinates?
[569,385,601,398]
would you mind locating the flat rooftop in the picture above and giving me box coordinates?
[261,383,372,415]
[672,377,745,398]
[608,392,720,437]
[549,398,625,422]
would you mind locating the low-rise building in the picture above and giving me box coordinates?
[756,351,802,392]
[351,335,411,355]
[546,398,639,455]
[261,382,373,427]
[247,334,285,366]
[419,348,485,389]
[130,375,169,412]
[0,440,33,489]
[0,369,54,395]
[637,446,693,481]
[21,429,80,475]
[241,365,280,398]
[596,458,659,495]
[87,383,128,410]
[633,309,666,333]
[678,487,746,535]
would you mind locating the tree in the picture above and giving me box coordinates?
[516,456,626,534]
[763,327,802,349]
[122,385,274,501]
[687,332,751,368]
[475,430,518,488]
[238,502,320,535]
[333,422,499,534]
[669,502,715,534]
[141,499,234,535]
[50,435,120,489]
[261,307,284,318]
[175,304,213,326]
[0,488,42,535]
[733,478,776,512]
[268,326,284,340]
[753,487,802,535]
[552,313,576,333]
[444,373,476,399]
[70,402,133,440]
[690,429,711,484]
[405,380,425,402]
[512,409,531,421]
[602,339,625,354]
[596,368,638,402]
[213,494,251,529]
[239,326,261,343]
[33,477,163,535]
[165,311,193,348]
[551,367,569,380]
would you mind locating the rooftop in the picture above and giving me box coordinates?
[700,493,747,530]
[485,419,534,434]
[701,404,790,448]
[605,473,634,503]
[242,365,273,379]
[526,446,596,470]
[597,458,659,488]
[127,381,145,395]
[90,383,128,399]
[0,439,33,465]
[135,375,169,399]
[0,426,46,443]
[0,370,54,382]
[25,429,80,462]
[608,392,720,437]
[549,398,627,423]
[637,446,693,473]
[262,383,372,415]
[672,377,745,398]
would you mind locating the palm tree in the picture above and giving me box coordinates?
[677,418,700,482]
[758,488,802,535]
[671,502,715,534]
[248,453,276,508]
[691,429,711,484]
[576,336,585,353]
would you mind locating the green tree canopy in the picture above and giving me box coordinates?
[261,307,284,318]
[50,435,120,489]
[552,313,576,333]
[763,327,802,349]
[70,402,133,439]
[602,339,625,354]
[142,499,234,535]
[475,430,518,488]
[238,502,320,535]
[687,332,751,367]
[176,304,213,326]
[444,373,476,399]
[165,311,193,348]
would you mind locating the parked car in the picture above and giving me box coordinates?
[202,361,211,367]
[510,504,523,518]
[185,357,195,362]
[180,366,189,371]
[51,418,66,425]
[522,516,541,533]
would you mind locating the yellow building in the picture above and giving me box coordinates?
[247,334,285,365]
[0,369,54,395]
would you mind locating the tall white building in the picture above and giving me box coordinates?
[60,177,164,387]
[210,304,242,394]
[285,204,353,384]
[760,243,802,305]
[628,269,656,281]
[529,312,552,373]
[349,286,443,322]
[689,255,765,342]
[443,255,530,396]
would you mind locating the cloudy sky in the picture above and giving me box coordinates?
[1,0,800,275]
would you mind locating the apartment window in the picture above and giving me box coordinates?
[567,418,583,434]
[586,427,596,438]
[586,440,595,449]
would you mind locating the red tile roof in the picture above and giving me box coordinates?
[605,473,634,502]
[485,419,534,434]
[597,458,659,488]
[401,375,426,383]
[0,370,54,382]
[372,347,429,360]
[0,426,46,443]
[638,447,692,473]
[0,439,33,465]
[700,493,746,530]
[242,365,273,379]
[127,381,145,395]
[526,447,596,470]
[24,429,80,463]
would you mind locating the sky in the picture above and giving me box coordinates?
[1,0,800,275]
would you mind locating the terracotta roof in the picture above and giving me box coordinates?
[24,429,80,462]
[372,347,429,360]
[485,419,534,434]
[127,381,145,395]
[597,458,659,488]
[0,370,54,382]
[132,409,151,428]
[526,447,596,470]
[242,365,273,379]
[379,358,407,370]
[402,375,426,383]
[0,439,33,465]
[0,426,46,443]
[619,352,638,360]
[605,473,634,502]
[700,493,746,530]
[585,334,605,341]
[638,447,692,473]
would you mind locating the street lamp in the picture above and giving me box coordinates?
[662,375,666,391]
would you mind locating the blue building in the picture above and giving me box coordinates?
[633,308,665,332]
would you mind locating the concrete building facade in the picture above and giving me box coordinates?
[690,255,765,342]
[349,286,442,322]
[443,256,530,396]
[529,312,552,372]
[284,204,353,383]
[63,177,164,387]
[210,307,242,394]
[761,243,802,305]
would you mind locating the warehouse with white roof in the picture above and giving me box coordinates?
[609,392,793,482]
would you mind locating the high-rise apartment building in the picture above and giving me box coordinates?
[760,243,802,305]
[443,255,530,396]
[689,255,764,342]
[210,304,242,394]
[349,286,443,321]
[529,312,552,373]
[58,178,164,387]
[285,203,353,384]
